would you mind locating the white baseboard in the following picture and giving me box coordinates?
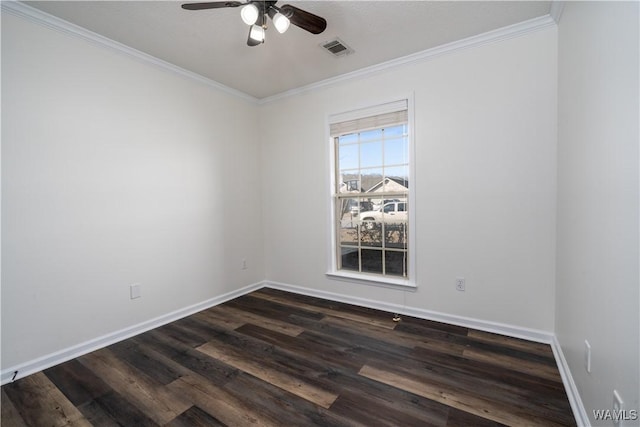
[265,280,593,425]
[265,280,589,425]
[550,335,590,427]
[264,280,554,343]
[0,281,264,385]
[2,278,588,427]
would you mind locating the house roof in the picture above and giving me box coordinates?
[367,177,409,193]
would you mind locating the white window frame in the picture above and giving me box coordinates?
[326,97,416,289]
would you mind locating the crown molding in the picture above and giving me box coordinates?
[259,13,557,104]
[0,1,259,104]
[550,1,565,24]
[3,1,557,105]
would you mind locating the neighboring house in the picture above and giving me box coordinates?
[366,177,408,194]
[339,177,408,213]
[365,177,408,210]
[339,176,408,194]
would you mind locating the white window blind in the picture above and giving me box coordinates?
[329,100,408,137]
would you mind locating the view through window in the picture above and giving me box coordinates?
[331,101,409,279]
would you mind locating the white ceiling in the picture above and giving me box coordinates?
[25,1,552,99]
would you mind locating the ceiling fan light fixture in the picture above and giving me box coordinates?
[240,3,259,25]
[249,24,265,42]
[272,12,290,34]
[182,1,327,45]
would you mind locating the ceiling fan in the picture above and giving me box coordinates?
[181,1,327,46]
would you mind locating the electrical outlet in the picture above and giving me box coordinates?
[613,390,624,427]
[241,258,247,270]
[130,283,141,299]
[584,340,591,373]
[455,277,465,291]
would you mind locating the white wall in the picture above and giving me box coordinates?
[260,27,558,332]
[1,14,263,369]
[4,6,637,421]
[556,2,639,424]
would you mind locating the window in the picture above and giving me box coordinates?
[344,180,359,191]
[329,100,412,285]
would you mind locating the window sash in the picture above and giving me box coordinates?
[335,191,408,199]
[331,101,409,280]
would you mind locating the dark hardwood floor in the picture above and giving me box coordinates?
[2,288,576,426]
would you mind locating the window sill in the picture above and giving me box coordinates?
[326,271,417,291]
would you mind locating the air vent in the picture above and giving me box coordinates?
[321,38,353,57]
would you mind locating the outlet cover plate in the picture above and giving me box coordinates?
[613,390,624,427]
[130,283,141,299]
[584,340,591,373]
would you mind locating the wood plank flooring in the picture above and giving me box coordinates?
[2,288,576,426]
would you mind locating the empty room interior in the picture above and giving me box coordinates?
[1,1,639,426]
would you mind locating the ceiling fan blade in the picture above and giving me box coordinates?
[181,1,244,10]
[279,4,327,35]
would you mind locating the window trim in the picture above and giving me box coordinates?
[326,95,416,289]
